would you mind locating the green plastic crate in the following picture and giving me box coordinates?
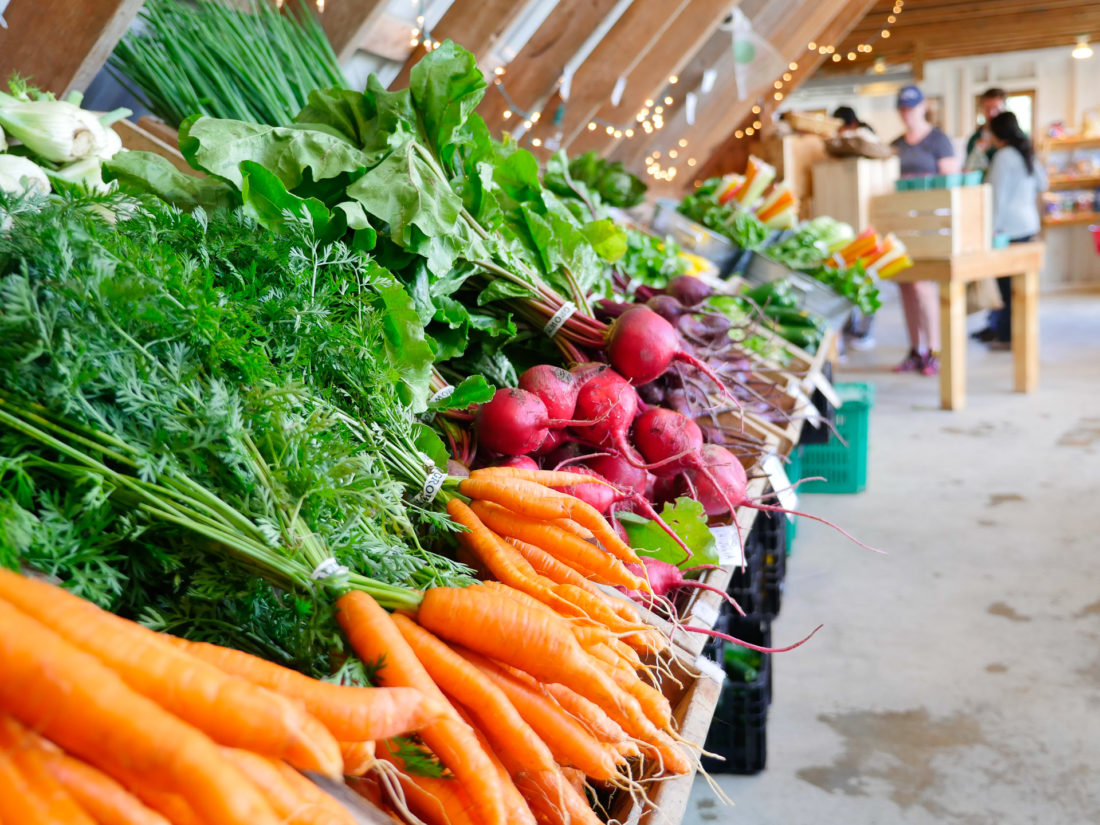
[797,382,874,494]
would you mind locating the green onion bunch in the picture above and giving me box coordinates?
[109,0,348,128]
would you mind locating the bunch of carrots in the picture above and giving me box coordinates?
[1,468,697,825]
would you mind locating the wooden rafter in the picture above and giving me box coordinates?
[524,0,694,151]
[477,0,622,132]
[825,0,1100,74]
[0,0,144,93]
[566,0,739,157]
[388,0,534,90]
[318,0,388,63]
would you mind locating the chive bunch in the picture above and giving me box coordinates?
[109,0,348,128]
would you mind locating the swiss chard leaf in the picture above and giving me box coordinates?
[617,497,718,568]
[179,115,375,189]
[371,272,436,413]
[429,374,493,413]
[409,40,488,173]
[103,151,238,210]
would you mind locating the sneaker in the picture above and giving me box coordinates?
[848,334,876,352]
[988,339,1011,351]
[893,349,923,373]
[970,327,997,342]
[920,352,940,376]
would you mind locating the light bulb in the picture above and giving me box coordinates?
[848,52,857,60]
[625,129,634,138]
[645,99,654,107]
[774,80,783,89]
[613,129,622,138]
[735,130,744,139]
[494,66,505,76]
[605,125,614,135]
[678,138,687,147]
[1072,36,1093,59]
[503,110,513,119]
[774,91,784,100]
[522,120,532,129]
[789,62,798,71]
[881,29,890,38]
[832,53,842,62]
[668,150,678,159]
[888,14,896,22]
[752,105,761,114]
[687,158,696,167]
[587,121,597,131]
[669,75,679,84]
[664,96,673,105]
[808,41,817,50]
[654,105,664,114]
[745,127,754,136]
[530,112,540,122]
[783,72,792,81]
[753,120,762,129]
[531,138,542,147]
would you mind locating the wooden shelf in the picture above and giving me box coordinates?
[1042,212,1099,227]
[1043,136,1100,152]
[1048,174,1100,191]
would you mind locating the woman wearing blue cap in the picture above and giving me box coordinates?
[890,85,960,375]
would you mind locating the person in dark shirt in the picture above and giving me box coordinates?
[889,85,960,376]
[833,105,875,135]
[965,88,1007,174]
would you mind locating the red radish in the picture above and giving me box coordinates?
[685,444,883,554]
[605,305,742,408]
[628,558,745,616]
[569,361,609,388]
[495,455,539,471]
[571,369,640,462]
[518,365,579,420]
[475,388,592,456]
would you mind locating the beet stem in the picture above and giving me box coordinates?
[746,501,886,555]
[680,623,823,653]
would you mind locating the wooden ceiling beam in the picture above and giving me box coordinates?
[477,0,622,133]
[318,0,388,64]
[617,0,863,186]
[0,0,143,94]
[565,0,739,157]
[388,0,535,90]
[524,0,694,151]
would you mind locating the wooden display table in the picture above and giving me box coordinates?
[889,243,1045,411]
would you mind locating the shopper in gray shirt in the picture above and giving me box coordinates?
[981,111,1046,347]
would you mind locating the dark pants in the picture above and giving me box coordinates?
[988,235,1035,342]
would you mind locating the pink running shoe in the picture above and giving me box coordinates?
[893,349,923,373]
[920,352,940,376]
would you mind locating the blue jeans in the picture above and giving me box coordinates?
[988,235,1035,342]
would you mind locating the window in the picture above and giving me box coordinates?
[975,90,1035,136]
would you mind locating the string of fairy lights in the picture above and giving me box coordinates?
[396,0,904,184]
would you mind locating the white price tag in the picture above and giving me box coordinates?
[429,385,455,405]
[691,599,720,630]
[310,557,350,581]
[543,302,576,339]
[710,525,745,567]
[414,469,447,505]
[810,370,842,410]
[793,385,824,429]
[761,454,798,518]
[694,655,726,684]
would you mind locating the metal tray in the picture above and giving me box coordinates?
[743,254,855,328]
[650,199,742,273]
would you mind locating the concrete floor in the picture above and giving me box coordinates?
[685,291,1100,825]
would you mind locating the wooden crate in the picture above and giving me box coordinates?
[870,185,992,259]
[608,646,724,825]
[811,156,900,230]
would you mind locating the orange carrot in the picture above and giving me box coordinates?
[586,644,672,730]
[375,748,480,825]
[540,683,630,744]
[6,747,97,825]
[339,741,376,776]
[335,590,510,825]
[553,518,596,539]
[451,705,537,825]
[454,648,623,782]
[460,477,641,565]
[0,749,53,825]
[37,750,171,825]
[561,767,587,797]
[468,468,610,487]
[555,583,651,634]
[509,539,645,626]
[0,570,340,776]
[470,500,647,591]
[0,720,170,825]
[220,748,356,825]
[168,637,444,741]
[0,599,281,825]
[271,759,361,825]
[446,499,587,619]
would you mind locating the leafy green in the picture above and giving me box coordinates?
[103,151,238,210]
[678,186,768,251]
[617,498,717,568]
[546,151,646,208]
[619,228,690,289]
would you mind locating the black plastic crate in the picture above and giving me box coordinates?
[726,530,766,618]
[701,617,771,774]
[798,360,836,446]
[739,504,786,619]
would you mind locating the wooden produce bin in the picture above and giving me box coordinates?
[759,134,828,221]
[811,156,900,230]
[870,185,992,259]
[608,647,723,825]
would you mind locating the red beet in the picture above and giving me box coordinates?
[495,455,539,471]
[571,369,640,461]
[518,365,579,420]
[476,388,591,456]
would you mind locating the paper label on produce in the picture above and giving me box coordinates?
[762,454,798,518]
[832,252,847,267]
[793,385,823,428]
[414,469,447,505]
[710,525,745,567]
[311,558,350,581]
[809,370,842,409]
[543,302,576,338]
[429,385,455,405]
[694,655,726,684]
[691,599,721,630]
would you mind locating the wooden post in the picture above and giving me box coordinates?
[0,0,144,93]
[939,280,967,411]
[1011,269,1040,393]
